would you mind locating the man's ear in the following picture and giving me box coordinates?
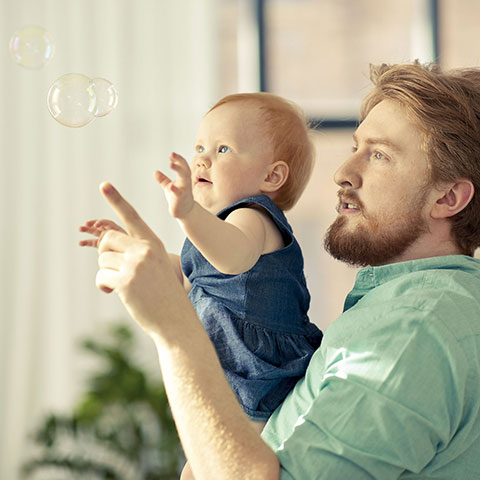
[261,161,289,193]
[431,179,474,219]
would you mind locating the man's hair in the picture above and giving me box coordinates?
[361,61,480,256]
[209,92,314,211]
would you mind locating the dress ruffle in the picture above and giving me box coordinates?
[195,297,322,420]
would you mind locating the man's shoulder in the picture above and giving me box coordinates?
[334,257,480,346]
[366,256,480,304]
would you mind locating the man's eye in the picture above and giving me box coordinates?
[218,145,231,154]
[351,145,358,153]
[373,151,385,160]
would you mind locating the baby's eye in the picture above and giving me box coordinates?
[196,145,205,153]
[218,145,231,154]
[351,145,358,153]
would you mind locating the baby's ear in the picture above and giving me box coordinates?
[261,161,289,193]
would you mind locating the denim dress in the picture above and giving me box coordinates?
[181,194,323,421]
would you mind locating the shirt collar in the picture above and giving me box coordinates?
[343,254,480,312]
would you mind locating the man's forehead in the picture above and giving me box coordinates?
[354,100,421,152]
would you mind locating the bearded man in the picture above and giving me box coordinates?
[91,62,480,479]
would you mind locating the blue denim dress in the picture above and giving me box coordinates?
[181,194,323,421]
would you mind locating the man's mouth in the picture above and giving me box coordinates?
[336,190,363,214]
[336,200,361,214]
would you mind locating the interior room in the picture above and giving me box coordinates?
[1,0,479,478]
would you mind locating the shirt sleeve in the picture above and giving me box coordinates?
[267,306,467,479]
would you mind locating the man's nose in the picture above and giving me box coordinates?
[333,153,363,189]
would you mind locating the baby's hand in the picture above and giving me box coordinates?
[78,219,126,248]
[154,152,195,219]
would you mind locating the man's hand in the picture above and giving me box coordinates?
[94,181,191,336]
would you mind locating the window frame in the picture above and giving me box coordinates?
[253,0,440,129]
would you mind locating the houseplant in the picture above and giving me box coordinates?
[22,323,183,480]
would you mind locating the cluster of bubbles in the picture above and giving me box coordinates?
[9,25,118,128]
[47,74,118,128]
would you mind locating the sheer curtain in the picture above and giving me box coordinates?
[0,0,220,477]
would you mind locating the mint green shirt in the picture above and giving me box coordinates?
[262,255,480,479]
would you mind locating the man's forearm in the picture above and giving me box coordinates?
[151,308,280,480]
[94,182,278,479]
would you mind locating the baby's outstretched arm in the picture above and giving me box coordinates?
[155,153,280,276]
[79,218,189,289]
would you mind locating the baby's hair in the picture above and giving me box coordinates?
[209,92,315,211]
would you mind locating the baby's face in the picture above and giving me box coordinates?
[191,102,274,214]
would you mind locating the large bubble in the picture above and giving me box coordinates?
[9,25,55,69]
[47,73,97,128]
[90,78,119,117]
[47,74,118,128]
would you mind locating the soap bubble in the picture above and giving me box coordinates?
[9,25,55,69]
[90,78,118,117]
[47,73,97,128]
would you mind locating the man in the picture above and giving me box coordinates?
[92,62,480,478]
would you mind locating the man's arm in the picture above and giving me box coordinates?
[95,182,280,479]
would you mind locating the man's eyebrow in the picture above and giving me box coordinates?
[353,133,402,153]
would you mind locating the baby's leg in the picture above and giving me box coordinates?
[180,461,194,480]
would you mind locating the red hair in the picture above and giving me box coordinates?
[209,92,314,211]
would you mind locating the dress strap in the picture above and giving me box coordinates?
[217,195,294,245]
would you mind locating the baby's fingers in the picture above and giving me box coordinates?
[79,238,99,248]
[169,152,191,187]
[93,219,125,233]
[79,224,102,237]
[154,170,173,190]
[170,152,190,174]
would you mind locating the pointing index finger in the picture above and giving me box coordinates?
[100,182,154,238]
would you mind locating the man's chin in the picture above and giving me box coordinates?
[323,215,425,268]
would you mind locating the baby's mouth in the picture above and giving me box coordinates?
[196,176,212,185]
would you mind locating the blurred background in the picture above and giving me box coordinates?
[1,0,479,477]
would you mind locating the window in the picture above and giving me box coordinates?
[218,0,439,126]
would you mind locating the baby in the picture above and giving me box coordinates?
[80,92,323,477]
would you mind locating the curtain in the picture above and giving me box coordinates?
[0,0,220,477]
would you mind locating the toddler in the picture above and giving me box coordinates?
[80,92,323,476]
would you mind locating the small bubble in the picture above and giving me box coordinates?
[47,73,96,128]
[90,78,118,117]
[9,25,55,69]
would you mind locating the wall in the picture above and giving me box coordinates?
[0,1,219,477]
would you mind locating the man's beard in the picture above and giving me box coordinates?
[324,191,429,268]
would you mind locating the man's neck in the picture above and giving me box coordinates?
[385,223,463,265]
